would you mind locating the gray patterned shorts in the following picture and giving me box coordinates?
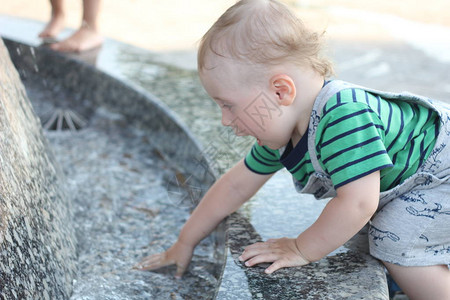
[369,100,450,267]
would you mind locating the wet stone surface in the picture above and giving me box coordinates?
[24,78,220,299]
[0,41,77,300]
[217,170,388,300]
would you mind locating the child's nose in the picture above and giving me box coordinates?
[221,111,233,126]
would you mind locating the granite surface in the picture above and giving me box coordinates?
[217,171,388,299]
[0,40,77,299]
[34,91,221,299]
[3,32,389,299]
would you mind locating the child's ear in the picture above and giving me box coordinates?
[270,74,296,106]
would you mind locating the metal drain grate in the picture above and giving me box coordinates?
[42,109,87,131]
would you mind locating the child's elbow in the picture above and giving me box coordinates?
[356,195,379,219]
[337,172,381,219]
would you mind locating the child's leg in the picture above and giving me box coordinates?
[39,0,65,38]
[384,262,450,300]
[369,179,450,299]
[50,0,103,52]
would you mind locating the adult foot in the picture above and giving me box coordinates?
[39,15,65,39]
[50,26,103,53]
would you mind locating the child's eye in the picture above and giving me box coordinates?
[221,102,232,110]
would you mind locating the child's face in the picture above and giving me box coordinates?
[199,56,296,150]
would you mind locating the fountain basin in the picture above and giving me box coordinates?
[3,38,225,299]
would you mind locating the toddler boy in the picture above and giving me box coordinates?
[136,1,450,298]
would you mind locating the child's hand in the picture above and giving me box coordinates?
[238,237,310,274]
[133,240,194,278]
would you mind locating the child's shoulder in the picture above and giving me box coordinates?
[321,88,374,116]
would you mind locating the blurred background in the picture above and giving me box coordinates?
[1,0,449,50]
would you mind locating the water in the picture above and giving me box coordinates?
[23,74,220,300]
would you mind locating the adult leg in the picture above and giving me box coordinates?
[39,0,65,39]
[384,262,450,300]
[50,0,103,52]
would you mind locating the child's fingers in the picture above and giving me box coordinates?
[238,238,310,274]
[242,240,275,254]
[243,252,280,267]
[239,241,282,264]
[138,252,166,266]
[247,239,280,250]
[265,260,288,274]
[133,253,173,271]
[239,241,271,261]
[175,263,188,279]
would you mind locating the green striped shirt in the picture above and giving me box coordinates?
[244,88,440,191]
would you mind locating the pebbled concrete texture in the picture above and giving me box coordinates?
[0,40,77,299]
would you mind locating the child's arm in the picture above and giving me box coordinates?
[135,158,274,277]
[239,171,380,274]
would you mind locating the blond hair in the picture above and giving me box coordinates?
[197,0,333,77]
